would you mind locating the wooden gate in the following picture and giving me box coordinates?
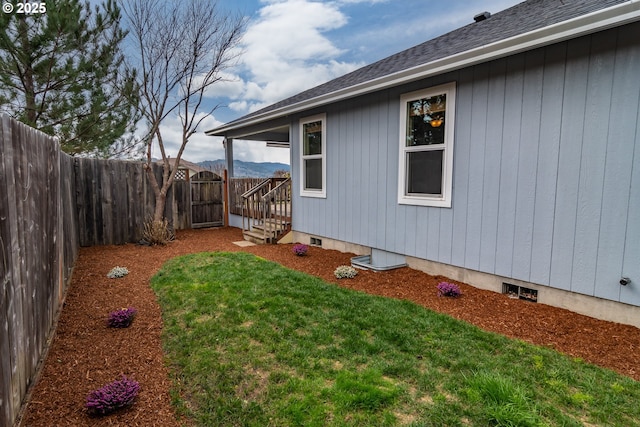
[190,171,223,228]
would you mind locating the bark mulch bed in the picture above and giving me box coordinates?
[19,227,640,426]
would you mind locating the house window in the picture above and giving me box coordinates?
[398,83,456,207]
[300,114,326,198]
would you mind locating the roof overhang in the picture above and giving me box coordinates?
[207,0,640,137]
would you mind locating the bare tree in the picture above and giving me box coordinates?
[123,0,245,239]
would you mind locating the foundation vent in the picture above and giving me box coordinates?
[310,237,322,247]
[503,283,538,303]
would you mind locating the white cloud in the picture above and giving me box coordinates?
[229,100,249,112]
[233,140,291,163]
[230,0,363,108]
[153,113,225,163]
[204,71,247,100]
[152,112,289,164]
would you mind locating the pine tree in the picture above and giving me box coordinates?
[0,0,140,157]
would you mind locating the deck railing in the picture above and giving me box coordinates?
[240,178,272,234]
[239,177,291,242]
[260,178,292,241]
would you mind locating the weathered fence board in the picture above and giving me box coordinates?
[60,154,79,300]
[173,179,192,229]
[229,177,267,216]
[1,115,224,426]
[191,171,223,228]
[0,115,79,427]
[74,160,200,246]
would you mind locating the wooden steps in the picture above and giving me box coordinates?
[240,177,292,244]
[243,219,291,244]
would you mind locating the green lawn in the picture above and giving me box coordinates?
[151,252,640,426]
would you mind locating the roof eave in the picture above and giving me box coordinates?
[207,0,640,137]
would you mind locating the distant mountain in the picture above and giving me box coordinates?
[198,159,289,178]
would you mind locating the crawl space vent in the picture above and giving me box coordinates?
[503,283,538,302]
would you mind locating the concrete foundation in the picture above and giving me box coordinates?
[292,231,640,329]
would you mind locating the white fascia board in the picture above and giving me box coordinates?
[209,0,640,136]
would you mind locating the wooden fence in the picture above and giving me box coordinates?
[228,177,289,217]
[229,177,266,215]
[0,115,79,427]
[0,115,200,427]
[74,158,190,246]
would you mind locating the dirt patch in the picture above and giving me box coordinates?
[20,227,640,426]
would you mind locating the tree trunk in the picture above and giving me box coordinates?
[143,162,167,223]
[17,16,37,125]
[153,192,166,222]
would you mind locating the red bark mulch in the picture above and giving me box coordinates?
[19,227,640,426]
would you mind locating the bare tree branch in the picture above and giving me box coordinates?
[123,0,246,224]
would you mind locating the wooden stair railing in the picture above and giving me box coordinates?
[241,177,291,243]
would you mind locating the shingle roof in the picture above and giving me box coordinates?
[210,0,630,133]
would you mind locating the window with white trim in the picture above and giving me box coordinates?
[300,114,326,198]
[398,83,456,207]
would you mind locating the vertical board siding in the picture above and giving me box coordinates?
[494,54,525,278]
[464,64,490,271]
[621,101,640,306]
[293,23,640,306]
[549,36,591,291]
[529,44,566,286]
[384,94,401,255]
[0,116,79,427]
[426,208,440,260]
[328,104,341,239]
[375,93,391,250]
[344,101,357,244]
[571,34,615,296]
[451,68,474,268]
[367,97,381,248]
[512,49,544,282]
[595,24,637,300]
[479,58,507,274]
[353,105,364,245]
[620,23,640,307]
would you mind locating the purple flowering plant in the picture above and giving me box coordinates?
[437,281,462,297]
[292,243,309,256]
[107,307,137,328]
[85,376,140,416]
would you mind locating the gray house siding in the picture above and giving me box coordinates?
[290,22,640,306]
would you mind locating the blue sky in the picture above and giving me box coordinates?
[157,0,523,164]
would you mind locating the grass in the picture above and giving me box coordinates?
[151,252,640,426]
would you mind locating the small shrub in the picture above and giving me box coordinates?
[107,307,137,328]
[292,243,309,256]
[142,218,175,246]
[437,281,461,297]
[85,376,140,416]
[107,266,129,279]
[334,265,358,279]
